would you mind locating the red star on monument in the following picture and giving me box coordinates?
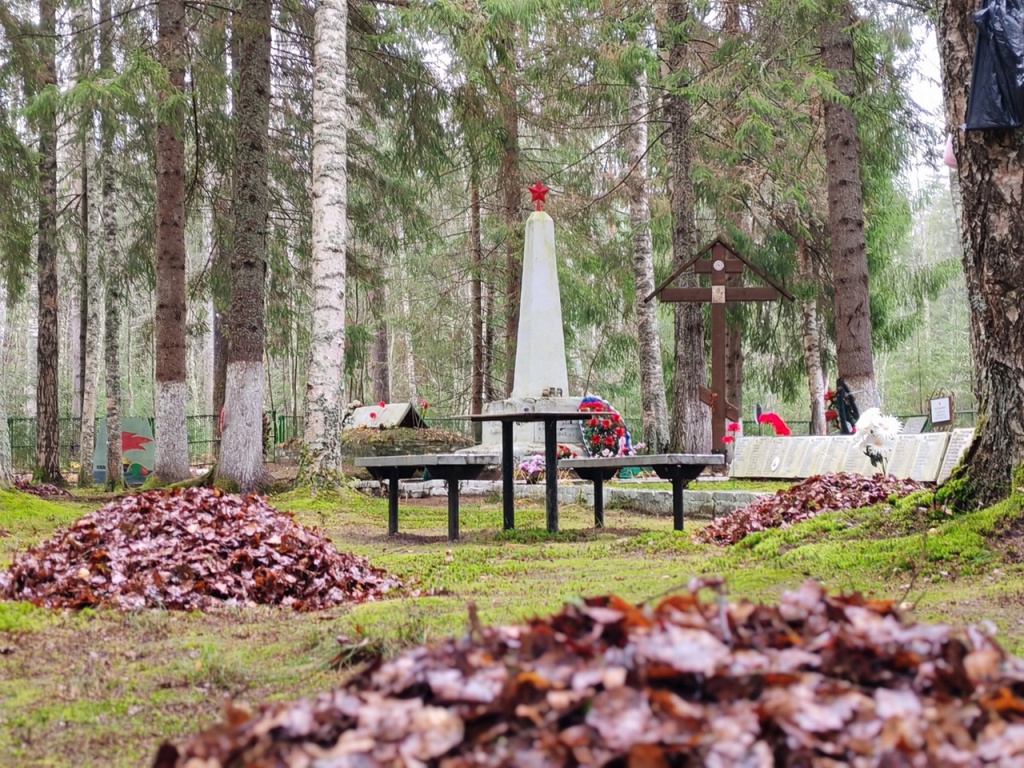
[528,180,550,211]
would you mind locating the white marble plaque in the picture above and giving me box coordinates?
[938,429,975,485]
[800,437,831,477]
[730,437,769,478]
[843,442,876,476]
[779,437,811,478]
[822,438,854,474]
[764,439,794,477]
[886,435,919,480]
[910,433,950,482]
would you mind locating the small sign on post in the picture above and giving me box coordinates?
[929,395,954,427]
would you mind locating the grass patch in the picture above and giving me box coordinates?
[3,485,1024,765]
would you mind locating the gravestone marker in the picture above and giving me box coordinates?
[902,416,928,435]
[822,438,854,475]
[800,436,831,477]
[886,433,950,482]
[779,437,811,477]
[937,428,975,484]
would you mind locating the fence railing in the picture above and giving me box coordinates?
[7,409,978,473]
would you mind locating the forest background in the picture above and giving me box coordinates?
[0,0,973,482]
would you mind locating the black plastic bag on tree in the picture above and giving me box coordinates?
[966,0,1024,130]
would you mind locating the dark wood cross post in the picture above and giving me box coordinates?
[646,240,794,451]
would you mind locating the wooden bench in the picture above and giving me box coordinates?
[354,454,498,541]
[559,453,725,530]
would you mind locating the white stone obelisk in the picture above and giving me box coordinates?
[511,210,569,398]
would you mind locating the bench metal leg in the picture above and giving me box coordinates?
[447,480,460,542]
[672,478,684,531]
[544,418,558,534]
[593,474,604,528]
[502,421,514,530]
[387,468,400,535]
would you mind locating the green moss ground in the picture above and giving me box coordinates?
[2,485,1024,765]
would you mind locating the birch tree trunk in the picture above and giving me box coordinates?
[821,0,879,411]
[938,0,1024,504]
[663,0,710,453]
[153,0,190,482]
[797,237,827,435]
[627,68,670,452]
[99,0,122,490]
[0,282,11,486]
[35,0,63,484]
[219,0,271,492]
[301,0,348,482]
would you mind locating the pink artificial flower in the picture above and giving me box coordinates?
[369,411,377,419]
[727,421,741,432]
[722,435,735,444]
[378,400,386,408]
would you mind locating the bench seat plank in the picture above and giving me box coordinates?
[560,453,724,530]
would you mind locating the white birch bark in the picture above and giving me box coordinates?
[627,67,670,452]
[302,0,348,480]
[0,282,11,485]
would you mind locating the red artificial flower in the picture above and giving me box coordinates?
[824,390,835,401]
[378,400,386,408]
[757,411,791,437]
[369,411,377,418]
[612,414,621,423]
[600,419,611,429]
[614,426,625,437]
[418,398,429,410]
[603,436,615,446]
[722,435,735,444]
[727,421,741,432]
[590,434,601,443]
[825,409,838,421]
[589,417,598,426]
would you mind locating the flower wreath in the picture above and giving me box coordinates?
[577,395,638,457]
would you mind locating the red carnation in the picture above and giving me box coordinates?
[603,436,615,446]
[614,426,625,437]
[378,400,386,408]
[825,409,838,420]
[722,435,735,444]
[727,421,741,432]
[601,419,611,429]
[369,411,377,418]
[590,434,601,443]
[824,390,835,401]
[612,414,621,423]
[589,417,598,426]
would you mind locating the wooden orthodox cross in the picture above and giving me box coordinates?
[646,239,794,452]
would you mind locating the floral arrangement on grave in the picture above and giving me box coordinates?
[519,445,577,484]
[854,407,902,475]
[825,379,860,434]
[722,421,742,445]
[578,396,644,457]
[757,411,791,436]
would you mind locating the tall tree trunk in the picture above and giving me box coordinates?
[498,38,522,397]
[470,170,484,421]
[35,0,63,485]
[302,0,348,482]
[219,0,271,492]
[484,281,496,402]
[0,282,11,486]
[627,68,670,452]
[77,0,101,486]
[821,0,879,412]
[938,0,1024,504]
[369,279,390,404]
[663,0,710,453]
[797,236,827,435]
[99,0,122,490]
[153,0,190,482]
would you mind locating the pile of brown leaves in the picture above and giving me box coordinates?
[156,580,1024,767]
[0,487,399,610]
[695,471,925,545]
[12,478,73,498]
